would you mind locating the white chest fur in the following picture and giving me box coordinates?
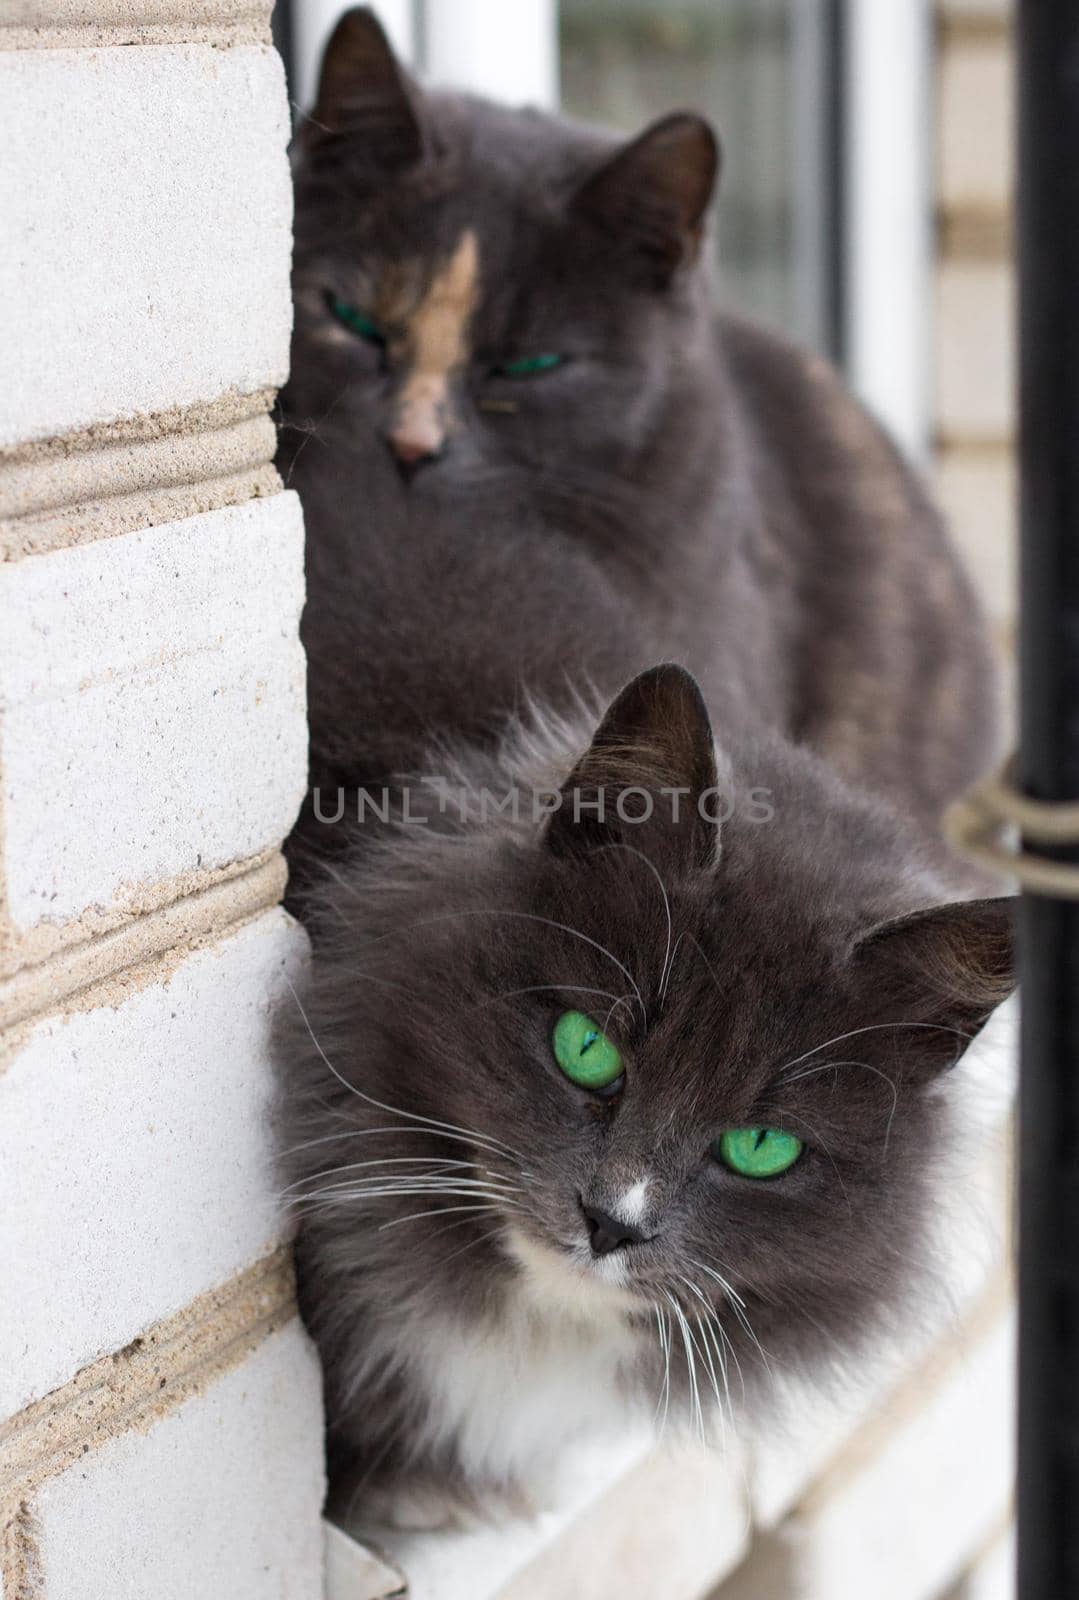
[409,1231,653,1498]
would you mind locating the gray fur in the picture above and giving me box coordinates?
[275,9,1013,1524]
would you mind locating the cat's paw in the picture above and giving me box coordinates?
[356,1480,482,1533]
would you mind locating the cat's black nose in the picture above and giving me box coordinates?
[581,1201,649,1256]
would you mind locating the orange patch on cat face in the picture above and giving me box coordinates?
[387,231,480,463]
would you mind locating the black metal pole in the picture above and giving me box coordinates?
[824,0,847,369]
[1017,4,1079,1595]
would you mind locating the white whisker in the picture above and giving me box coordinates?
[674,930,726,1002]
[693,1312,724,1425]
[593,842,673,1004]
[285,976,527,1165]
[678,1277,726,1432]
[378,1202,510,1232]
[439,1224,508,1267]
[778,1058,900,1157]
[776,1020,974,1080]
[653,1307,673,1435]
[477,983,625,1011]
[288,1179,520,1203]
[278,1123,531,1182]
[665,1290,703,1443]
[599,993,637,1037]
[279,1156,497,1197]
[700,1307,736,1428]
[686,1255,747,1310]
[714,1310,748,1399]
[358,908,648,1023]
[285,1183,521,1220]
[763,1107,854,1213]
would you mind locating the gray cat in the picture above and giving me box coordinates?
[276,8,1012,1528]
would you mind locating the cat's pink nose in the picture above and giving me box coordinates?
[389,375,449,471]
[386,412,445,471]
[388,427,441,466]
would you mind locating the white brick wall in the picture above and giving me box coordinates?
[0,912,305,1417]
[0,43,292,446]
[33,1324,325,1600]
[0,5,325,1597]
[0,497,306,957]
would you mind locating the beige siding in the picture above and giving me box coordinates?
[932,3,1016,647]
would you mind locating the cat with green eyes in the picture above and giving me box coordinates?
[327,292,567,379]
[276,9,1013,1531]
[556,1002,805,1179]
[554,1009,802,1178]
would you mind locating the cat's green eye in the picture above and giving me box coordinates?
[714,1127,804,1179]
[495,352,566,378]
[552,1010,624,1092]
[328,296,385,345]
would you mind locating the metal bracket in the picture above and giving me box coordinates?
[945,755,1079,898]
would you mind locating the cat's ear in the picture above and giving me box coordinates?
[544,663,720,871]
[312,6,426,167]
[571,113,720,284]
[850,897,1016,1073]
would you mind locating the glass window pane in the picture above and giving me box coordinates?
[559,0,835,353]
